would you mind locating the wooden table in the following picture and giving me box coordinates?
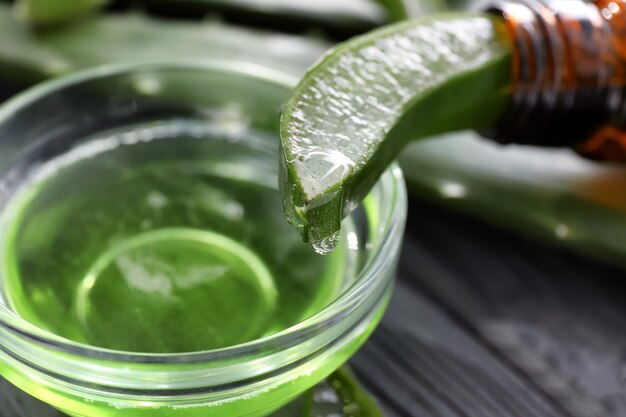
[2,196,624,416]
[353,201,626,417]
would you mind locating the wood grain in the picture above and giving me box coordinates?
[353,281,567,417]
[400,202,626,417]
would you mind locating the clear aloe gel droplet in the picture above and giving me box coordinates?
[312,230,342,255]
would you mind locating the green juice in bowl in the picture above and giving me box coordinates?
[0,123,350,354]
[0,62,405,417]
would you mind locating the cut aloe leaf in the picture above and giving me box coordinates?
[280,13,511,248]
[0,3,332,84]
[14,0,111,28]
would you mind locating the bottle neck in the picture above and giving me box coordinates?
[484,0,626,159]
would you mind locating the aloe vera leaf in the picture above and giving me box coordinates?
[280,14,511,245]
[137,0,448,36]
[295,368,383,417]
[400,131,626,270]
[320,367,384,417]
[378,0,448,20]
[14,0,111,28]
[137,0,388,36]
[0,3,332,84]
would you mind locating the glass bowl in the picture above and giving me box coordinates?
[0,60,406,417]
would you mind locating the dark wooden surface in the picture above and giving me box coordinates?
[353,202,626,417]
[2,198,625,416]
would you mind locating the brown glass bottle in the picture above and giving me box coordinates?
[485,0,626,161]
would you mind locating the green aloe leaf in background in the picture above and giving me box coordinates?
[14,0,110,27]
[377,0,447,20]
[137,0,387,38]
[400,131,626,270]
[316,367,384,417]
[135,0,446,35]
[0,3,332,83]
[0,0,443,85]
[273,367,384,417]
[9,0,447,38]
[268,367,383,417]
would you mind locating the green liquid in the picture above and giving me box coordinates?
[0,121,354,353]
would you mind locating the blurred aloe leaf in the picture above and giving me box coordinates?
[14,0,111,28]
[400,131,626,270]
[0,0,450,88]
[137,0,388,37]
[378,0,448,20]
[271,367,383,417]
[0,3,332,84]
[136,0,448,37]
[313,367,384,417]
